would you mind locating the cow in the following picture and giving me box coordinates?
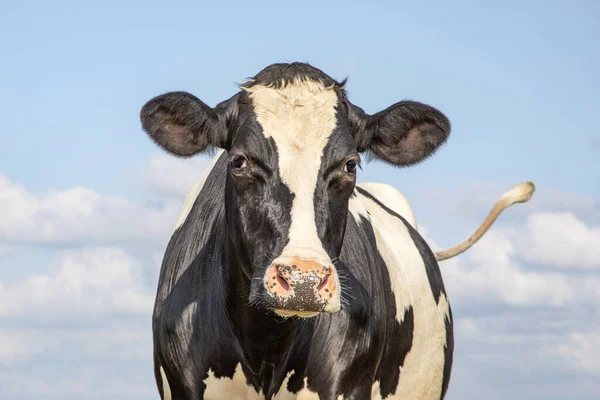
[140,62,534,400]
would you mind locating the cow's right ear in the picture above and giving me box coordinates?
[140,91,235,156]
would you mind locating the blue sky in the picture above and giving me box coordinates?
[0,1,599,399]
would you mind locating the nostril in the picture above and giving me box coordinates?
[317,276,329,292]
[277,271,290,291]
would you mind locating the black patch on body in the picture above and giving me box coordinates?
[441,307,454,399]
[376,306,414,398]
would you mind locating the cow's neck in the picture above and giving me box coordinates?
[223,243,304,391]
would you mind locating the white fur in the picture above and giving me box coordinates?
[203,364,263,399]
[201,365,321,400]
[159,366,172,400]
[275,374,320,400]
[500,181,535,205]
[348,189,370,224]
[357,182,417,228]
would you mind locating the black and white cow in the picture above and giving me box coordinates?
[140,62,534,400]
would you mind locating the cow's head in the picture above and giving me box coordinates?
[140,63,450,318]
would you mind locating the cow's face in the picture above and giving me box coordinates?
[140,63,450,318]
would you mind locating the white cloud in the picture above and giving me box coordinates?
[555,332,600,374]
[438,231,576,308]
[0,244,15,260]
[423,203,600,388]
[0,323,152,367]
[0,329,48,363]
[0,247,154,319]
[0,360,155,400]
[0,245,156,397]
[144,153,213,198]
[447,313,600,400]
[0,154,217,246]
[514,212,600,269]
[0,173,179,246]
[0,245,159,400]
[417,184,600,229]
[426,208,600,309]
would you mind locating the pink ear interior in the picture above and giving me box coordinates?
[150,109,206,156]
[371,120,447,166]
[404,121,442,151]
[163,118,194,148]
[402,124,428,152]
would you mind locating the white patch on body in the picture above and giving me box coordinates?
[348,190,370,224]
[159,366,172,400]
[202,366,321,400]
[247,79,341,311]
[352,187,450,399]
[357,182,417,229]
[274,373,320,400]
[172,149,225,232]
[203,364,263,400]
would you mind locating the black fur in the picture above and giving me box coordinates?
[441,307,454,399]
[240,61,346,91]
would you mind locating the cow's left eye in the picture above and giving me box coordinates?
[344,160,358,174]
[231,155,248,171]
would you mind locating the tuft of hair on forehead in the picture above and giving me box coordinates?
[239,62,347,93]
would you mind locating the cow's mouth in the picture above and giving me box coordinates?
[274,309,320,318]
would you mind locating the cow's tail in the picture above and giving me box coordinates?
[434,181,535,261]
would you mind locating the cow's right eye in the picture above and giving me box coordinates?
[231,155,248,171]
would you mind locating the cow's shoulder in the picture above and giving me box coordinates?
[353,182,417,229]
[154,149,229,327]
[153,150,237,399]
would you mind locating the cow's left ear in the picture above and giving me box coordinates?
[349,100,451,166]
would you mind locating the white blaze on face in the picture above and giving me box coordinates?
[246,79,338,265]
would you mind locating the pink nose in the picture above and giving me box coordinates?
[266,259,337,302]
